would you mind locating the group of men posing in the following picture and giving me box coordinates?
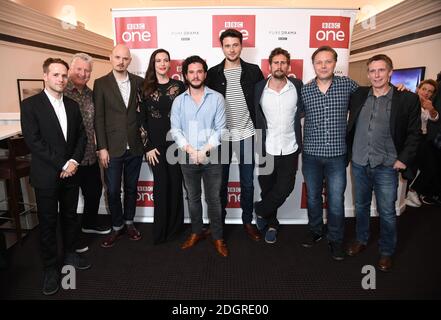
[20,29,422,295]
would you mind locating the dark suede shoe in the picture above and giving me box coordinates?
[64,253,92,270]
[42,267,60,296]
[346,241,367,257]
[301,232,323,248]
[378,255,392,272]
[328,241,345,261]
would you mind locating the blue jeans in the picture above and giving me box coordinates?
[181,163,223,240]
[220,137,255,224]
[302,153,347,243]
[351,161,398,256]
[105,150,143,229]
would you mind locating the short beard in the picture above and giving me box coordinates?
[188,81,204,89]
[272,72,286,80]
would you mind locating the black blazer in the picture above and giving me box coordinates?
[20,91,87,189]
[206,58,264,127]
[93,71,144,157]
[254,76,304,157]
[347,85,422,177]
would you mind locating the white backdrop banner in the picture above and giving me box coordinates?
[105,7,404,224]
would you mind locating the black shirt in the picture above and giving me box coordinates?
[140,78,185,151]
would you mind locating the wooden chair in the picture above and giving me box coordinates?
[0,135,35,243]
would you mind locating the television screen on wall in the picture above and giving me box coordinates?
[390,67,425,93]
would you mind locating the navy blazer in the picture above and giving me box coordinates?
[20,90,87,189]
[254,76,304,157]
[347,85,422,178]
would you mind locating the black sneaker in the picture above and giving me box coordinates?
[64,253,92,270]
[42,267,60,296]
[82,225,111,235]
[301,232,323,248]
[329,241,345,261]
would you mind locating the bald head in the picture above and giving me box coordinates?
[110,44,132,74]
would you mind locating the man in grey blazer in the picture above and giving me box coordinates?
[93,44,144,248]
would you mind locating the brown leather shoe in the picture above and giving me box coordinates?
[378,255,392,272]
[181,233,206,250]
[244,223,261,241]
[213,239,228,257]
[346,241,367,257]
[101,229,123,248]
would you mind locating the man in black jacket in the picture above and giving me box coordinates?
[253,48,303,244]
[21,58,89,295]
[346,54,421,272]
[206,29,264,241]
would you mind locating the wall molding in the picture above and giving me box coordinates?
[350,0,441,54]
[0,0,113,58]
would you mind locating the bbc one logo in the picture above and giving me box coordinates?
[309,16,350,48]
[226,182,241,208]
[114,16,158,49]
[168,60,184,82]
[212,15,256,47]
[137,181,154,207]
[261,59,304,80]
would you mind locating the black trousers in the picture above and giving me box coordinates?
[77,162,103,227]
[34,179,80,268]
[255,152,298,228]
[151,146,184,244]
[412,137,441,197]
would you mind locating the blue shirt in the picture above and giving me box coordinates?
[170,86,226,150]
[301,76,358,157]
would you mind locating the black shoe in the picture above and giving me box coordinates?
[64,253,92,270]
[329,241,345,261]
[301,232,323,248]
[82,225,111,235]
[42,267,60,296]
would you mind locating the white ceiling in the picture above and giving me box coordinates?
[11,0,406,39]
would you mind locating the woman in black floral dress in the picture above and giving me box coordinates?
[140,49,186,244]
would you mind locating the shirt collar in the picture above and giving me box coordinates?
[264,76,295,91]
[113,71,129,83]
[368,86,393,99]
[44,89,63,105]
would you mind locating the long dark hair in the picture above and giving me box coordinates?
[142,48,170,98]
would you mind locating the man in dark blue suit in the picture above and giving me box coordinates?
[20,58,89,295]
[253,47,304,244]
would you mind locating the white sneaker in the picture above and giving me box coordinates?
[405,190,421,207]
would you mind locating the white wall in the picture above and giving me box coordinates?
[350,34,441,81]
[0,41,112,115]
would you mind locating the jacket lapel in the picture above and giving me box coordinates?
[127,73,137,112]
[107,72,127,111]
[390,86,399,137]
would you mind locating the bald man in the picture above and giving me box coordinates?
[93,44,144,248]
